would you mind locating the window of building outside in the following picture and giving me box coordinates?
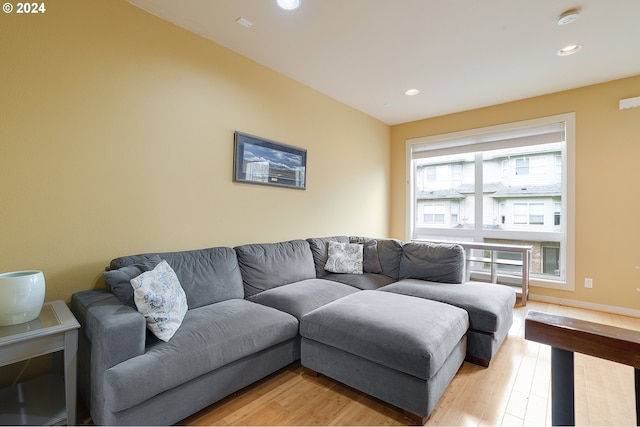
[407,113,575,290]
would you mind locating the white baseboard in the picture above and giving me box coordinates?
[529,293,640,318]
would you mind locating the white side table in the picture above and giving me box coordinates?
[0,300,80,425]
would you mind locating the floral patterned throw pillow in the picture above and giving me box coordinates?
[324,241,364,274]
[130,260,188,342]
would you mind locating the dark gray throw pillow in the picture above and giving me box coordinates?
[103,255,162,309]
[362,240,383,274]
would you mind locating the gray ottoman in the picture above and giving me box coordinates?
[300,290,469,424]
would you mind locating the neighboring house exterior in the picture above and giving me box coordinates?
[414,145,562,277]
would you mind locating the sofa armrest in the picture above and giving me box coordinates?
[71,289,146,419]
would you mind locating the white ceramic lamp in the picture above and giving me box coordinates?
[0,270,46,326]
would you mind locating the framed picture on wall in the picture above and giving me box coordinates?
[233,131,307,190]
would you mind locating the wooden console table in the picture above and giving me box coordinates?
[460,241,531,305]
[524,310,640,426]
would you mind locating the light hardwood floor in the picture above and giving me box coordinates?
[180,301,640,426]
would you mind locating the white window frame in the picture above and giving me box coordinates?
[405,113,575,291]
[529,203,545,225]
[555,155,562,174]
[426,166,437,182]
[513,203,529,224]
[554,202,562,226]
[451,202,460,224]
[516,157,530,175]
[530,156,547,175]
[453,164,463,184]
[501,159,509,177]
[421,203,446,224]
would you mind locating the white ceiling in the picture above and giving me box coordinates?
[126,0,640,125]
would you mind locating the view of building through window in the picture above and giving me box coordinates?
[410,118,569,283]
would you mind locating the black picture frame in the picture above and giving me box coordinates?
[233,131,307,190]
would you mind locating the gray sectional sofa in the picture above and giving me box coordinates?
[71,236,515,425]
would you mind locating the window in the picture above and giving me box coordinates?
[451,203,459,224]
[426,166,437,182]
[543,246,560,275]
[531,156,546,175]
[407,113,575,290]
[514,203,528,224]
[425,165,449,183]
[515,158,530,175]
[513,202,546,225]
[422,203,445,224]
[453,164,463,184]
[529,203,545,225]
[496,250,522,272]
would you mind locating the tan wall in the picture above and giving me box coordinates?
[391,75,640,312]
[0,0,390,303]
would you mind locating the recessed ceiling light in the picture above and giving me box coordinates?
[557,9,580,25]
[277,0,300,10]
[405,89,420,96]
[236,17,253,28]
[557,44,583,56]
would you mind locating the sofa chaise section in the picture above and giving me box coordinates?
[380,242,516,366]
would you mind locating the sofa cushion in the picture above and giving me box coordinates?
[351,237,404,280]
[324,241,363,274]
[103,299,299,413]
[380,279,515,333]
[108,247,244,309]
[103,255,162,309]
[362,239,383,274]
[322,272,396,290]
[130,260,188,342]
[247,278,359,320]
[307,236,351,277]
[235,239,317,298]
[300,290,468,380]
[308,236,385,277]
[399,242,466,284]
